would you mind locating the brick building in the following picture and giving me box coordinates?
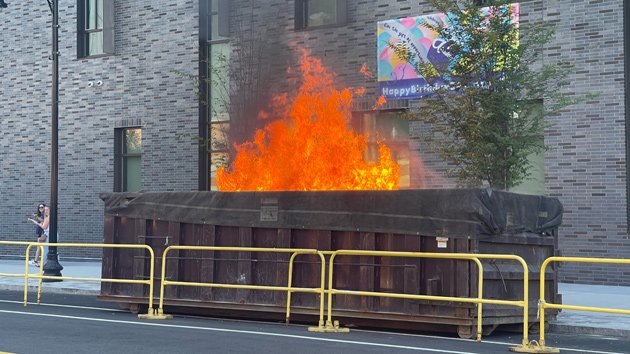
[0,0,628,285]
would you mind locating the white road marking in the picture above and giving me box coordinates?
[354,329,627,354]
[0,299,125,313]
[0,303,625,354]
[0,308,485,354]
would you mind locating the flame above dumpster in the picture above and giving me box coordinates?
[217,53,400,191]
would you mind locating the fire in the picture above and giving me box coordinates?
[217,53,400,191]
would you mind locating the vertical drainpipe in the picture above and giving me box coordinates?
[199,0,210,190]
[625,0,630,230]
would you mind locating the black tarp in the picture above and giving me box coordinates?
[100,189,562,238]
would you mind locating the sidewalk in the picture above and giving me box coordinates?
[0,259,101,295]
[0,258,629,337]
[549,283,630,337]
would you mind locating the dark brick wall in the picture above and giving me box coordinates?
[221,0,630,285]
[542,0,628,285]
[1,0,627,285]
[222,0,630,285]
[0,1,199,259]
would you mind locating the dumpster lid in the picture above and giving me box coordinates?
[100,189,562,237]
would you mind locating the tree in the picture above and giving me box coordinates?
[390,0,588,190]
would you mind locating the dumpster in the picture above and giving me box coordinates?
[99,189,562,337]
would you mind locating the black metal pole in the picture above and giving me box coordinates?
[43,0,63,280]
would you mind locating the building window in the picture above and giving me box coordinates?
[208,38,231,189]
[201,0,231,190]
[295,0,347,30]
[114,128,142,192]
[509,100,545,195]
[475,0,495,6]
[77,0,114,58]
[352,111,410,188]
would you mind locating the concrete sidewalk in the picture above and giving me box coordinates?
[549,283,630,337]
[0,258,629,337]
[0,259,101,295]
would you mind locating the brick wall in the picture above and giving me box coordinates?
[542,0,628,285]
[0,0,199,259]
[1,0,627,284]
[228,0,629,285]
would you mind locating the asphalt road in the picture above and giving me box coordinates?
[0,290,628,354]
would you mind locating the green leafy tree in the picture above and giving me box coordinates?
[391,0,589,190]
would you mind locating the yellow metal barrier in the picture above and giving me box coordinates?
[2,241,537,347]
[0,241,46,302]
[21,242,158,319]
[518,256,630,353]
[317,250,531,349]
[151,246,327,328]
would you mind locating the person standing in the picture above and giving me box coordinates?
[28,205,49,266]
[32,203,45,237]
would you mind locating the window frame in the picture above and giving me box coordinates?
[114,127,142,192]
[200,0,231,190]
[77,0,115,59]
[351,110,411,188]
[475,0,498,6]
[295,0,347,30]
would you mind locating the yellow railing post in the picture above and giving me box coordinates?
[523,257,529,346]
[287,251,327,328]
[155,245,171,319]
[307,251,349,333]
[23,244,30,306]
[317,251,326,328]
[318,250,530,350]
[476,256,483,342]
[540,257,550,348]
[479,255,530,352]
[0,241,44,306]
[7,242,157,314]
[23,243,46,306]
[144,245,157,317]
[150,246,326,327]
[318,250,495,336]
[139,245,170,320]
[516,256,630,353]
[467,254,530,347]
[285,252,299,323]
[0,240,539,348]
[37,244,45,304]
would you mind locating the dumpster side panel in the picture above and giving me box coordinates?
[213,226,240,302]
[251,227,282,305]
[99,190,561,333]
[478,234,558,320]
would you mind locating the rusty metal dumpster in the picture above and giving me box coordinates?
[98,189,562,337]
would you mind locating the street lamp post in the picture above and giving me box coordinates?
[1,0,63,280]
[44,0,63,281]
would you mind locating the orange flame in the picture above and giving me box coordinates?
[373,95,387,110]
[360,63,374,78]
[217,53,400,191]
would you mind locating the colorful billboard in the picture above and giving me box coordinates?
[377,4,519,100]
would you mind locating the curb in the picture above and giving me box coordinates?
[0,283,100,296]
[548,323,630,338]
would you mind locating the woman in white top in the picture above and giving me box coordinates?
[29,206,49,266]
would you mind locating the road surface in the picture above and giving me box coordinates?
[0,291,628,354]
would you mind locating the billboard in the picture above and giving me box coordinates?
[377,4,519,100]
